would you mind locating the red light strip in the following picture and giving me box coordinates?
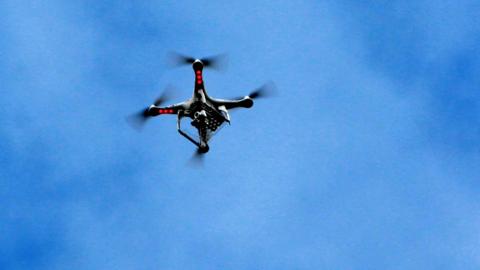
[158,109,174,114]
[196,70,203,84]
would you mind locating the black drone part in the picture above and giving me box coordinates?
[168,52,227,71]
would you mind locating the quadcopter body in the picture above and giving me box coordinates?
[135,56,270,155]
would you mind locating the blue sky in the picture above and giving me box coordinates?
[1,1,479,269]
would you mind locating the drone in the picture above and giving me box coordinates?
[129,53,274,157]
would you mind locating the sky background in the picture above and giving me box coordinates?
[1,0,480,269]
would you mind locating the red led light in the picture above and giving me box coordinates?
[197,80,202,84]
[159,109,163,114]
[197,75,202,79]
[196,70,201,74]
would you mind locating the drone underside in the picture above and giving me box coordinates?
[128,52,274,157]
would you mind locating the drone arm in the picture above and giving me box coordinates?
[146,105,177,116]
[146,102,186,117]
[210,97,253,110]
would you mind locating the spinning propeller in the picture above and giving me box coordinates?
[168,52,228,71]
[233,81,277,100]
[126,86,174,131]
[188,148,207,167]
